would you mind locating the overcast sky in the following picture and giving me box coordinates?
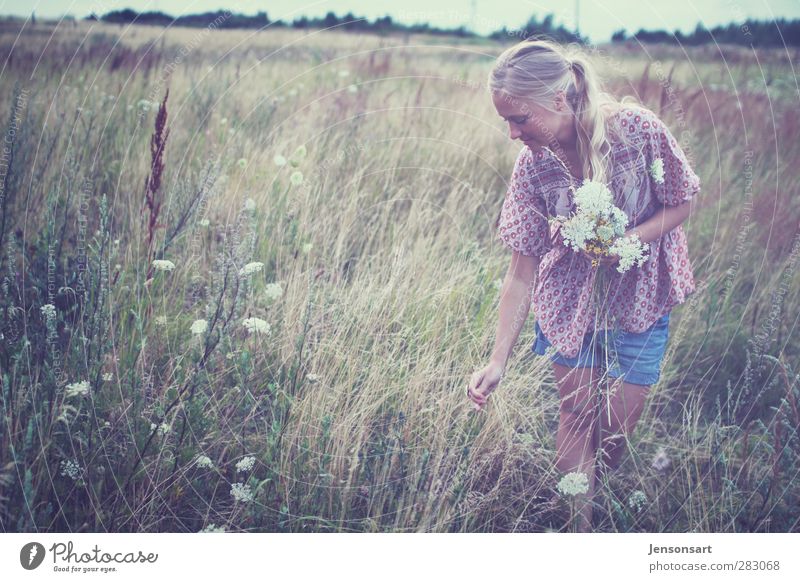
[2,0,799,43]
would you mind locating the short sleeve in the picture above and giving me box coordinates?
[642,110,701,206]
[496,148,552,257]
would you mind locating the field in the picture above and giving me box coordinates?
[0,18,798,532]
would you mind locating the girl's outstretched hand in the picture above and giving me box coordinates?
[466,361,504,411]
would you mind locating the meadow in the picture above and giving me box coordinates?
[0,18,798,532]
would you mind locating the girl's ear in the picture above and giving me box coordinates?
[554,90,568,112]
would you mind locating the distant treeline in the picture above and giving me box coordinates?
[83,8,800,47]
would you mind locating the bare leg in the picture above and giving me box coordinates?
[552,363,603,532]
[598,376,651,474]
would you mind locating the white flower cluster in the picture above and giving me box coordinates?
[235,456,256,473]
[264,282,283,302]
[649,158,665,184]
[152,259,175,272]
[554,179,649,274]
[200,523,226,533]
[230,482,254,503]
[65,380,90,398]
[628,490,648,513]
[556,471,589,496]
[60,459,83,481]
[242,317,270,335]
[191,319,208,335]
[41,304,56,320]
[195,455,215,469]
[239,261,264,276]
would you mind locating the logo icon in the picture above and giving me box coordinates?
[20,542,46,570]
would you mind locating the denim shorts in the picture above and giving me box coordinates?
[531,312,671,386]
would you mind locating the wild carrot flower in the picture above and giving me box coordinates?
[609,234,649,273]
[290,171,304,186]
[231,482,254,503]
[649,158,665,184]
[236,456,256,473]
[239,262,264,276]
[200,523,226,533]
[65,380,90,398]
[152,259,175,272]
[273,154,287,166]
[199,218,210,226]
[191,319,208,335]
[195,455,214,469]
[556,471,589,496]
[264,282,283,301]
[60,459,83,481]
[301,242,313,254]
[243,318,270,334]
[41,304,56,320]
[628,490,647,513]
[102,372,113,382]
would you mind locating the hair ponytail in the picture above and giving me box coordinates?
[488,40,636,184]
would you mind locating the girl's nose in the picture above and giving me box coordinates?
[508,124,522,139]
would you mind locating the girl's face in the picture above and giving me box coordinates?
[491,90,574,154]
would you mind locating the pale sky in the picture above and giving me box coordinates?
[1,0,799,43]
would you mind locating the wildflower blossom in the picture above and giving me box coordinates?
[307,374,320,383]
[152,259,175,272]
[649,158,665,184]
[191,319,208,335]
[347,84,358,93]
[199,218,210,226]
[137,99,153,111]
[264,282,283,301]
[556,471,589,496]
[200,523,226,533]
[237,158,247,169]
[652,447,671,472]
[243,317,270,335]
[155,315,168,326]
[236,456,256,473]
[231,482,254,503]
[239,262,264,276]
[41,304,57,320]
[609,234,649,273]
[244,198,256,211]
[157,423,170,436]
[301,242,313,254]
[60,459,83,481]
[290,171,304,186]
[195,455,214,469]
[628,490,647,513]
[65,380,90,398]
[102,372,113,382]
[573,179,613,215]
[273,154,287,167]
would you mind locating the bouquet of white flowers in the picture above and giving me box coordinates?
[549,178,649,274]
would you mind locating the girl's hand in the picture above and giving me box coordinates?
[466,361,505,411]
[578,247,620,266]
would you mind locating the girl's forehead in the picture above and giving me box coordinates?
[492,93,536,115]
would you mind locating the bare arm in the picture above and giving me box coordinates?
[489,251,539,372]
[625,198,696,244]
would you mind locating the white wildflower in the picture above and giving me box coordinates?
[628,490,647,513]
[289,171,304,186]
[307,374,320,383]
[60,459,83,481]
[195,455,214,469]
[301,242,313,254]
[652,446,671,472]
[242,317,270,335]
[347,84,358,93]
[649,158,665,184]
[560,213,596,252]
[264,282,283,302]
[609,234,649,273]
[237,158,247,169]
[102,372,113,382]
[231,482,254,503]
[239,262,264,276]
[236,456,256,473]
[244,198,256,211]
[199,218,210,227]
[200,523,226,533]
[155,315,168,326]
[190,319,208,335]
[556,471,589,496]
[152,259,175,272]
[157,422,170,436]
[65,380,90,398]
[273,154,287,167]
[137,99,152,111]
[220,117,228,124]
[573,179,614,215]
[41,304,56,320]
[492,278,503,291]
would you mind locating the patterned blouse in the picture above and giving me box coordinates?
[496,104,701,359]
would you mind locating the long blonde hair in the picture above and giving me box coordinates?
[488,39,638,184]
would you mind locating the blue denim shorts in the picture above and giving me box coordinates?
[531,312,671,386]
